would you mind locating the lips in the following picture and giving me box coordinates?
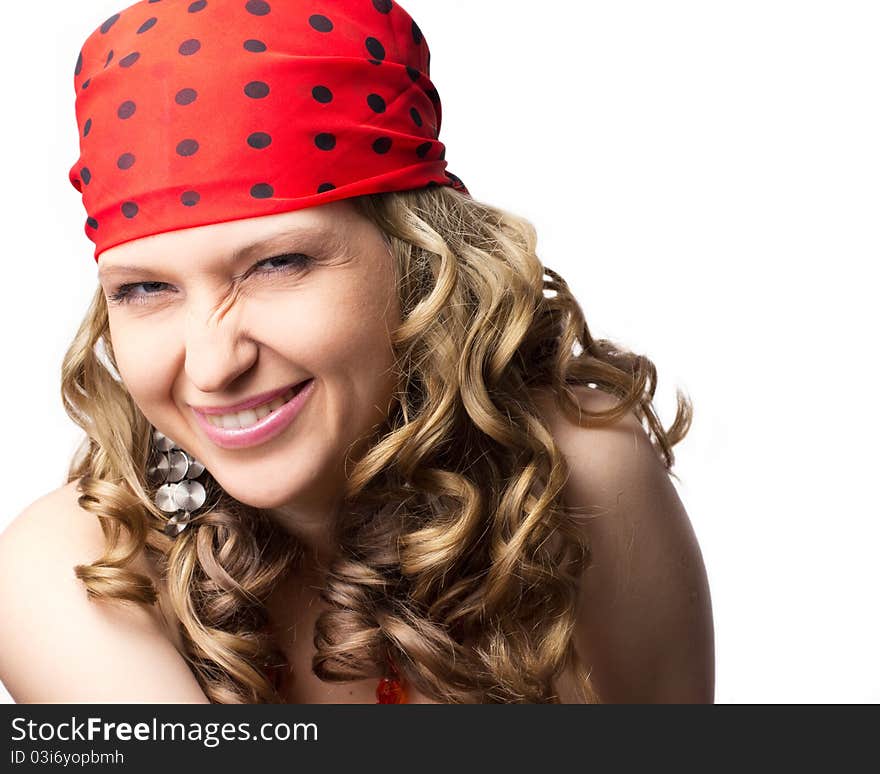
[191,379,309,416]
[190,378,316,450]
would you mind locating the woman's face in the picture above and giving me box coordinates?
[97,199,401,517]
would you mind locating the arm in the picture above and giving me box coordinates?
[0,481,210,703]
[548,390,715,703]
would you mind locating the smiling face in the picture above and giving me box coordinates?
[97,199,402,523]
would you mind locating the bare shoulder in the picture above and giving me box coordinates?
[533,385,715,703]
[0,480,209,703]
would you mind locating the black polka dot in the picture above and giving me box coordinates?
[410,107,423,127]
[416,141,432,159]
[175,88,197,105]
[367,94,386,113]
[372,0,392,13]
[104,50,114,68]
[81,78,91,90]
[411,20,423,45]
[439,146,446,160]
[247,132,272,149]
[137,18,158,34]
[244,81,270,99]
[426,86,439,104]
[367,59,382,66]
[181,190,200,206]
[406,66,420,82]
[244,39,266,52]
[83,118,92,137]
[188,0,207,11]
[121,202,139,218]
[72,178,82,192]
[317,182,335,193]
[81,167,92,185]
[365,37,385,61]
[100,14,120,34]
[309,14,333,32]
[117,100,136,119]
[176,139,199,157]
[148,0,162,3]
[117,153,136,169]
[315,133,336,150]
[250,183,274,199]
[246,0,271,15]
[312,85,332,103]
[372,137,392,154]
[74,51,83,76]
[87,217,99,229]
[427,50,431,73]
[179,39,201,56]
[119,52,140,68]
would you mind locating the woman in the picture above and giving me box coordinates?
[0,0,713,703]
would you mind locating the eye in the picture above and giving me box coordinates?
[107,282,166,304]
[252,252,314,274]
[106,253,315,306]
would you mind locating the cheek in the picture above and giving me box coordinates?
[261,278,399,393]
[108,318,177,409]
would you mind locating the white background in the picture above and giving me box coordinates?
[1,0,877,703]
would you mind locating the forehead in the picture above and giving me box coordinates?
[97,199,364,270]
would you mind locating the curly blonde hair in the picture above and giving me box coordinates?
[62,184,692,703]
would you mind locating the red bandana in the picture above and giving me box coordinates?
[68,0,470,262]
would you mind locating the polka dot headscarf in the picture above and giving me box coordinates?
[68,0,470,262]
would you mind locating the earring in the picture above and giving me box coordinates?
[147,428,208,537]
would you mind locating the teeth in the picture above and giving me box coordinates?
[221,413,241,430]
[205,387,297,430]
[237,408,259,426]
[267,396,287,412]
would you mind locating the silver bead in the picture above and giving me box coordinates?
[183,453,206,479]
[155,482,180,513]
[163,511,192,537]
[166,449,189,483]
[173,479,206,512]
[152,430,176,452]
[147,449,170,485]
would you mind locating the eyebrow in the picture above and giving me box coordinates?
[97,224,333,280]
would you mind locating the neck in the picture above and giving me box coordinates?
[268,497,344,570]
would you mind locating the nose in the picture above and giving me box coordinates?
[183,298,258,394]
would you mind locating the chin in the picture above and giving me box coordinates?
[211,475,300,511]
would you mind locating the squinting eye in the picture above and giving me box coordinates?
[107,281,171,305]
[253,253,314,273]
[106,253,314,306]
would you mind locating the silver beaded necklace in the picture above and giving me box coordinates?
[147,428,209,537]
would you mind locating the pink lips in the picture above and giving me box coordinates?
[191,378,315,450]
[190,381,301,415]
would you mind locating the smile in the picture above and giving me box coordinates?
[191,378,315,450]
[203,386,298,429]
